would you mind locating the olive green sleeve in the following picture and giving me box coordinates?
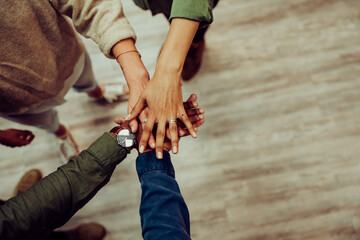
[169,0,214,28]
[0,133,127,239]
[134,0,214,29]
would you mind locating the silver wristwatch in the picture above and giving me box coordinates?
[110,127,136,153]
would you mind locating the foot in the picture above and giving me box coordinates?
[181,39,205,81]
[88,83,129,103]
[87,86,104,99]
[55,223,106,240]
[12,169,42,197]
[55,124,79,164]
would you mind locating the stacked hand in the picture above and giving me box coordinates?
[113,18,201,159]
[115,94,205,155]
[126,74,199,159]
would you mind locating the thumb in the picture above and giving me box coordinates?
[114,116,126,125]
[126,96,146,121]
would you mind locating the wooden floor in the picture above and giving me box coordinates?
[1,0,360,239]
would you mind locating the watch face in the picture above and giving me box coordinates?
[117,129,136,148]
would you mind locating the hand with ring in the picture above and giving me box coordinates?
[115,94,204,158]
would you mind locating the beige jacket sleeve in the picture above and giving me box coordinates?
[50,0,136,58]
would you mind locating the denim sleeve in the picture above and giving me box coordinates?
[136,151,191,240]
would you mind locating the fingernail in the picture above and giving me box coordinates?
[131,126,135,132]
[150,142,155,148]
[179,130,185,136]
[193,102,198,107]
[139,145,144,153]
[192,132,197,138]
[125,114,131,120]
[199,108,204,113]
[173,146,177,153]
[157,151,163,159]
[199,114,204,119]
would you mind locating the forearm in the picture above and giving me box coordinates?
[137,151,191,240]
[0,133,127,239]
[157,18,200,73]
[111,38,149,91]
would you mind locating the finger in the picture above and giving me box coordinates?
[178,117,205,135]
[148,133,156,149]
[193,118,205,128]
[138,109,155,149]
[137,107,149,134]
[183,101,198,109]
[177,112,204,128]
[155,120,166,159]
[129,119,138,133]
[166,128,171,139]
[139,117,155,154]
[185,108,205,117]
[169,120,179,154]
[183,94,198,110]
[179,128,196,137]
[188,114,204,123]
[127,96,146,121]
[186,93,197,103]
[180,125,200,138]
[178,127,186,137]
[170,113,201,137]
[179,108,197,138]
[179,129,191,137]
[114,116,126,125]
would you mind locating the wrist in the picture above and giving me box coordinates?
[119,55,150,90]
[156,55,183,75]
[110,124,136,153]
[128,78,148,97]
[153,63,182,86]
[111,38,136,58]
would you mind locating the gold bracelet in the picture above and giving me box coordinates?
[115,50,141,61]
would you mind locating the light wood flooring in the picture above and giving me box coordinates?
[1,0,360,239]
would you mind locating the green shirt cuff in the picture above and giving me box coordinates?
[169,0,214,29]
[86,132,128,174]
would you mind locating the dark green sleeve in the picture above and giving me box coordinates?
[169,0,214,28]
[133,0,214,29]
[0,133,127,239]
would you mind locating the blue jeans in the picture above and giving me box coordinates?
[136,151,191,240]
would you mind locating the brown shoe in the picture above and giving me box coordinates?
[12,169,42,197]
[57,223,106,240]
[181,39,206,81]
